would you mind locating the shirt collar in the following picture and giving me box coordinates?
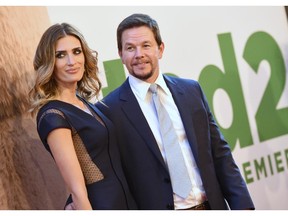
[154,73,170,96]
[128,71,170,100]
[128,74,151,101]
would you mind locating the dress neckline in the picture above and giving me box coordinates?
[51,99,93,117]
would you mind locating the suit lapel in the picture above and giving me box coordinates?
[164,76,200,166]
[119,80,168,171]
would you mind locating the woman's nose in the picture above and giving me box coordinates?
[67,54,75,65]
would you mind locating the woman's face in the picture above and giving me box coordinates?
[53,35,85,88]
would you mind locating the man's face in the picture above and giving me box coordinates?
[119,26,164,83]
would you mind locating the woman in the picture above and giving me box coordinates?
[29,23,137,210]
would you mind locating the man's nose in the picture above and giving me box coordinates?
[135,47,144,58]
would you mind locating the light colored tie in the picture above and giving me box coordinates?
[149,83,192,198]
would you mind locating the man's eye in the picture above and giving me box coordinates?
[127,47,134,51]
[144,44,151,49]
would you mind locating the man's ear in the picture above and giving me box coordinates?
[158,42,165,59]
[118,50,124,64]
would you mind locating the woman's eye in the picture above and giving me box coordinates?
[74,49,82,55]
[55,52,65,58]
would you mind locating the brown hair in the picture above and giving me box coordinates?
[117,13,163,52]
[29,23,101,115]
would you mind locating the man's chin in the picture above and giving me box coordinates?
[132,71,153,81]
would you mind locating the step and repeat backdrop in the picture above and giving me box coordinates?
[47,6,288,209]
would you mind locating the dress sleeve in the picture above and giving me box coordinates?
[37,108,71,151]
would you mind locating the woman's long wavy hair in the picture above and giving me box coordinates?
[29,23,101,116]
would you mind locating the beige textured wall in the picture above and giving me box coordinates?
[0,6,68,209]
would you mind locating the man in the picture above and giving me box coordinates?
[97,13,254,210]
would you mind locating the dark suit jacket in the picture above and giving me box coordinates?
[96,75,255,210]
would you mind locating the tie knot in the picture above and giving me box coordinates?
[149,83,158,94]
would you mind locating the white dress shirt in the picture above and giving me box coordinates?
[128,72,207,209]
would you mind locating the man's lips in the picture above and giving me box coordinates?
[133,61,149,66]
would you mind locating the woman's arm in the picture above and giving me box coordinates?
[47,128,92,210]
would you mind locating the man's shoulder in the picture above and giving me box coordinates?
[164,74,200,87]
[100,80,128,104]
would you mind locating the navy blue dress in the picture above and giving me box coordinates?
[37,99,137,210]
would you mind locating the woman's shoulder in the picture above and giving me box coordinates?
[37,100,62,117]
[36,101,71,151]
[36,100,73,126]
